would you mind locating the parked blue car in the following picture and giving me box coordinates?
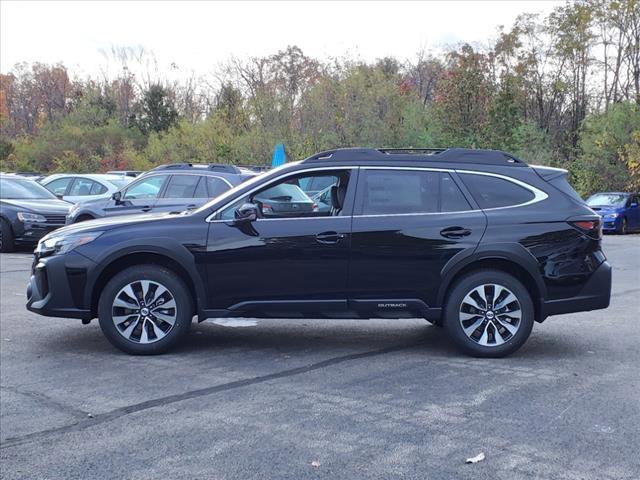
[586,192,640,234]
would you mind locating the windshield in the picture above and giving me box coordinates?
[0,177,57,199]
[193,162,298,214]
[586,193,628,208]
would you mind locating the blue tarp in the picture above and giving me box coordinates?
[271,143,286,167]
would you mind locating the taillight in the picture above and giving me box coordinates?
[569,219,602,239]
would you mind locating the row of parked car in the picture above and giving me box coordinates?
[0,163,339,252]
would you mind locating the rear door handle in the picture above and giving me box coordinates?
[186,204,197,210]
[440,226,472,239]
[315,231,345,244]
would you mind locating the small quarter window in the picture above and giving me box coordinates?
[459,173,535,209]
[206,177,230,198]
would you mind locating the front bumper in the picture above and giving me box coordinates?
[600,216,620,231]
[26,251,95,320]
[14,222,65,245]
[541,260,612,319]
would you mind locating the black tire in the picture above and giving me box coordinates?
[444,270,534,358]
[98,265,193,355]
[0,218,16,253]
[75,214,95,223]
[618,217,628,235]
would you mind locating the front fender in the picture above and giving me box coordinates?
[80,236,208,316]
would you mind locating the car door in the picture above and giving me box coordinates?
[204,168,355,313]
[348,167,486,313]
[102,174,169,217]
[628,194,640,229]
[153,174,203,213]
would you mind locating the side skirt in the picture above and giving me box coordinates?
[199,299,442,323]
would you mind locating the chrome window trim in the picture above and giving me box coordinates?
[205,164,548,222]
[205,165,359,222]
[455,169,548,210]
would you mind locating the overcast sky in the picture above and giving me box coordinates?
[1,1,564,78]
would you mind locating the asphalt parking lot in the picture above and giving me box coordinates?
[1,235,639,480]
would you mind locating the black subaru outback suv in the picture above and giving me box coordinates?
[26,148,611,357]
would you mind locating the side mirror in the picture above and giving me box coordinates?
[112,191,122,204]
[55,194,64,200]
[234,203,259,223]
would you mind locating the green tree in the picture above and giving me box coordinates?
[132,84,178,135]
[572,102,640,195]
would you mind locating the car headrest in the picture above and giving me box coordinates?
[330,185,340,210]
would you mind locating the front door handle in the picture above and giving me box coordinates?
[141,206,152,212]
[315,231,345,244]
[440,226,472,239]
[186,204,197,210]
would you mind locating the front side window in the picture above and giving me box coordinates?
[358,170,470,215]
[45,177,73,196]
[123,175,168,200]
[459,173,535,209]
[219,171,345,220]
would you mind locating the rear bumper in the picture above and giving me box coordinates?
[541,260,612,319]
[26,252,95,320]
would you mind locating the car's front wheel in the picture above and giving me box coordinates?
[444,270,534,358]
[98,265,193,354]
[618,217,628,235]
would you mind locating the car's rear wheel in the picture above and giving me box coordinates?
[98,265,192,355]
[0,218,15,253]
[444,270,534,358]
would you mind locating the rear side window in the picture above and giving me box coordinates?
[90,182,108,195]
[193,177,208,198]
[69,178,97,196]
[358,170,471,215]
[164,175,200,198]
[459,173,534,209]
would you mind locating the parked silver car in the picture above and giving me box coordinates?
[41,174,132,204]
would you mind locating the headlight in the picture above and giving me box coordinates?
[36,231,103,256]
[17,212,46,223]
[604,213,619,219]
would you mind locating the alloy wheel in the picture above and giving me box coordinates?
[111,280,177,344]
[459,283,522,347]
